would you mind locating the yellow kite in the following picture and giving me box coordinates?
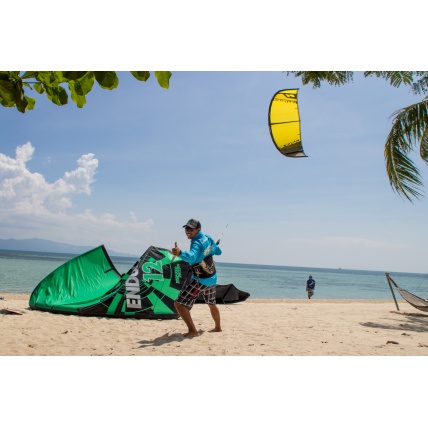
[268,88,306,157]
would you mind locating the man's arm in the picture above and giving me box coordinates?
[179,240,203,265]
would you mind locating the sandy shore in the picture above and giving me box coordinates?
[1,293,428,356]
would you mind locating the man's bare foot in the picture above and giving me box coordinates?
[183,331,200,338]
[209,328,222,333]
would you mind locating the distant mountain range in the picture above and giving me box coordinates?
[0,238,138,258]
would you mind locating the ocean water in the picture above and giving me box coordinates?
[1,249,427,300]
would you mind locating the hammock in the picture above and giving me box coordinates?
[385,273,428,312]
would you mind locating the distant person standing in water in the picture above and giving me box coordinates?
[306,275,316,299]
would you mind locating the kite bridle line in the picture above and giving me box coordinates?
[212,130,262,244]
[215,223,228,246]
[215,86,301,244]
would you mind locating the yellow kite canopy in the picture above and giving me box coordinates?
[268,88,307,157]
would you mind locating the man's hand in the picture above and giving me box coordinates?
[172,241,181,256]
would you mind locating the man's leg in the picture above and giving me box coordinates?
[174,302,199,337]
[208,304,222,332]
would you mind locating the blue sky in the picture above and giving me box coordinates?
[1,71,427,273]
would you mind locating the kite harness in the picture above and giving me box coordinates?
[191,254,216,279]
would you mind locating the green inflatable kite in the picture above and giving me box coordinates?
[29,245,188,319]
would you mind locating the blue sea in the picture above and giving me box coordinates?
[0,249,427,300]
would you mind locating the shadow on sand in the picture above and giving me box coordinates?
[361,311,428,333]
[137,330,204,348]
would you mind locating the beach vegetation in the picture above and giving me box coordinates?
[0,71,171,113]
[288,71,428,202]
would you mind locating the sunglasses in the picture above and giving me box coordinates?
[185,227,195,232]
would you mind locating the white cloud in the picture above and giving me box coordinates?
[78,209,154,231]
[0,142,97,213]
[0,142,154,254]
[16,141,34,163]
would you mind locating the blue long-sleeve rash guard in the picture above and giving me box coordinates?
[179,231,222,286]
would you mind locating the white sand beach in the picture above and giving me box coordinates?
[2,294,428,356]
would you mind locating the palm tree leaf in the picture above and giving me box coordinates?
[385,141,423,201]
[420,126,428,164]
[412,72,428,95]
[385,99,428,201]
[287,71,353,88]
[364,71,414,88]
[389,98,428,149]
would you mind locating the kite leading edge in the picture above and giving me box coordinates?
[268,88,307,158]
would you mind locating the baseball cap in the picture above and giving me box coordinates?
[183,219,201,229]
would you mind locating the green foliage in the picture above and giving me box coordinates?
[411,72,428,95]
[288,71,428,202]
[385,98,428,201]
[154,71,172,89]
[0,71,171,113]
[364,71,414,88]
[287,71,354,88]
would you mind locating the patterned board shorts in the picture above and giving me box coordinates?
[175,279,216,309]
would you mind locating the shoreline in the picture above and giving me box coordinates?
[0,292,399,302]
[1,294,427,356]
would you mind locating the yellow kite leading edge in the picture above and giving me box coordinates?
[268,88,307,158]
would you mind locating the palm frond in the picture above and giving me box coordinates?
[420,117,428,163]
[385,98,428,201]
[412,72,428,95]
[420,137,428,163]
[364,71,414,88]
[385,136,423,202]
[287,71,353,88]
[389,97,428,147]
